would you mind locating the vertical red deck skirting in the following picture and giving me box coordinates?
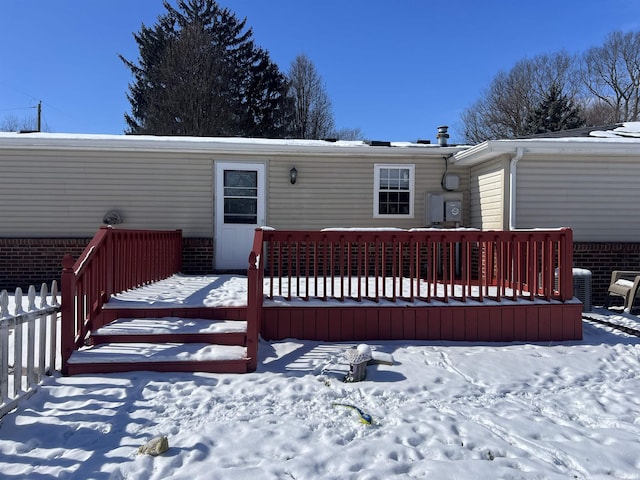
[261,303,583,342]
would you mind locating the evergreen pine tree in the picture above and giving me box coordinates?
[120,0,292,137]
[524,83,585,135]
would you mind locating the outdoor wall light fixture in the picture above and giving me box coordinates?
[289,166,298,184]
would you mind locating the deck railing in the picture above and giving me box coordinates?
[1,282,60,418]
[247,228,574,307]
[60,227,182,374]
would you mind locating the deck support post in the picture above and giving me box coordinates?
[246,228,265,372]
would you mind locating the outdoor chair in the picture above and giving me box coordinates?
[603,270,640,313]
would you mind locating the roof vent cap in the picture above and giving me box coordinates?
[437,125,449,146]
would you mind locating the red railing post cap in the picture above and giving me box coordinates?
[62,254,75,270]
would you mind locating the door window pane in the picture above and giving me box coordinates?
[225,170,257,189]
[223,170,258,224]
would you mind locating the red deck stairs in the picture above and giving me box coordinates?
[65,306,251,375]
[61,227,255,376]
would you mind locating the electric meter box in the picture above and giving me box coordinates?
[427,193,445,224]
[445,201,462,222]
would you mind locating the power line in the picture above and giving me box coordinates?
[0,106,37,112]
[0,101,43,132]
[0,81,44,130]
[0,80,39,103]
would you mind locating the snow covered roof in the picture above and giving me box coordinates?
[0,131,469,157]
[5,123,638,163]
[590,122,640,138]
[453,122,640,166]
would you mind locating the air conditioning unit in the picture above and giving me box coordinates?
[573,269,592,312]
[556,268,591,312]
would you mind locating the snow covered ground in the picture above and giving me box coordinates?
[1,276,639,479]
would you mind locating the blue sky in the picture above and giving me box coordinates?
[1,1,639,143]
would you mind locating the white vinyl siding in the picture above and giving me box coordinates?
[515,155,640,241]
[266,156,468,230]
[470,159,506,230]
[0,137,471,238]
[0,149,214,237]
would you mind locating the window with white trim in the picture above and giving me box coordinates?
[374,164,415,217]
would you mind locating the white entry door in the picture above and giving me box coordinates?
[215,162,265,270]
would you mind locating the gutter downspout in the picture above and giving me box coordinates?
[508,147,524,230]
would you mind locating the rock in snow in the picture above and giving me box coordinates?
[138,436,169,456]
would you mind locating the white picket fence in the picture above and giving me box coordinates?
[0,282,60,418]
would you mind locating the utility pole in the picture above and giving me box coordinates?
[37,101,41,132]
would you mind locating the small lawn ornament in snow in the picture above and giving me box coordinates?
[344,344,372,382]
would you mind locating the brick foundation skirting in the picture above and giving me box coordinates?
[0,238,90,292]
[0,237,214,291]
[573,242,640,306]
[182,238,214,275]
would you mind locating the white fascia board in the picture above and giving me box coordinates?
[0,132,469,159]
[451,141,511,165]
[452,138,640,166]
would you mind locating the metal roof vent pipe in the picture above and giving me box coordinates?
[437,125,449,146]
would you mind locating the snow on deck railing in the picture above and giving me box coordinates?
[0,282,60,418]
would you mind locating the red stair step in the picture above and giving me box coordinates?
[66,342,249,375]
[91,317,247,345]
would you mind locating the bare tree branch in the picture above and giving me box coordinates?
[461,52,582,143]
[581,31,640,122]
[287,54,335,139]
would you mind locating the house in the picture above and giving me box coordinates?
[0,129,468,290]
[0,128,603,374]
[2,123,640,303]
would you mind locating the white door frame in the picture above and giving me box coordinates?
[214,161,266,270]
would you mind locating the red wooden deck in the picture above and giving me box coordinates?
[60,227,583,375]
[249,228,583,350]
